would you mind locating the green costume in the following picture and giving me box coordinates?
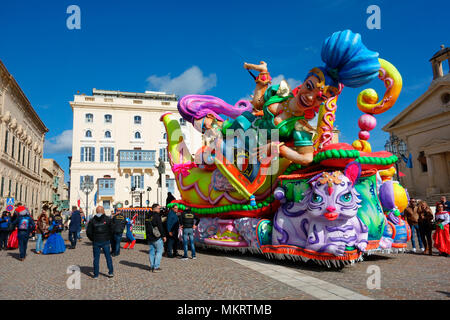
[221,84,313,147]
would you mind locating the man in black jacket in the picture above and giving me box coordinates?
[68,206,81,249]
[145,204,166,272]
[86,206,114,279]
[111,209,127,257]
[180,208,200,260]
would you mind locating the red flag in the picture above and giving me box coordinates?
[77,198,80,207]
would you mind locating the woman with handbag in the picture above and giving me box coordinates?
[433,203,450,256]
[35,212,49,254]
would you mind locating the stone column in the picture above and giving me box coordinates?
[425,154,440,197]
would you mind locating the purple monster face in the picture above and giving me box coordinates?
[304,170,361,221]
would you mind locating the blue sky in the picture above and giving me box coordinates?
[1,0,448,182]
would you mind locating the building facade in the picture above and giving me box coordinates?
[41,158,69,213]
[0,60,48,218]
[69,89,202,216]
[383,45,450,203]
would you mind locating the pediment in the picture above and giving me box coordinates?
[383,78,450,131]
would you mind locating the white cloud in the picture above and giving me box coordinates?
[146,66,217,96]
[44,130,73,154]
[271,75,301,90]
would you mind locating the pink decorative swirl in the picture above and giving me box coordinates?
[172,162,198,177]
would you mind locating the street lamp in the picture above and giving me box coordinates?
[146,187,152,207]
[384,134,408,181]
[81,175,94,217]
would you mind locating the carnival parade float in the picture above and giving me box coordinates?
[161,30,411,267]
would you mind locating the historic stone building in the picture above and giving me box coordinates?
[69,89,203,216]
[41,158,69,213]
[383,45,450,203]
[0,59,48,217]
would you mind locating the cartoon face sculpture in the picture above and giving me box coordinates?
[305,170,362,222]
[272,162,369,256]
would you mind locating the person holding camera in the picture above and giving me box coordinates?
[145,204,166,272]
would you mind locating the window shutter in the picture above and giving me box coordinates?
[131,176,135,189]
[140,175,144,189]
[80,176,83,187]
[100,147,104,162]
[81,147,85,162]
[91,147,95,162]
[111,148,114,162]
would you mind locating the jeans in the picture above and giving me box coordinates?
[410,224,423,249]
[183,228,196,258]
[17,231,29,259]
[77,230,81,239]
[92,241,114,277]
[69,231,78,248]
[148,238,164,270]
[167,232,179,257]
[0,230,8,249]
[112,233,122,255]
[35,233,44,253]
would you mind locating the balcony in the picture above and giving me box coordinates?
[118,150,156,168]
[98,178,115,197]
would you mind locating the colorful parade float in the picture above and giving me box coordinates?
[161,30,411,268]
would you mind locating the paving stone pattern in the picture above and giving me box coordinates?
[0,233,448,300]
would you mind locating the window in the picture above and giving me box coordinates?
[4,130,8,153]
[85,113,93,123]
[18,142,21,165]
[167,178,175,194]
[100,147,114,162]
[418,151,428,172]
[80,146,95,162]
[103,200,111,209]
[34,156,37,172]
[0,177,4,197]
[163,133,167,140]
[85,130,92,138]
[11,136,15,159]
[27,150,30,169]
[131,175,144,189]
[134,115,141,124]
[105,114,112,123]
[104,131,111,138]
[22,146,25,165]
[159,148,169,162]
[80,175,94,187]
[179,118,186,126]
[134,132,141,139]
[15,182,18,199]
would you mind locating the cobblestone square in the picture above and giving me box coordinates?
[0,232,448,300]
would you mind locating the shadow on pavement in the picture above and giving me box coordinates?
[7,252,21,260]
[436,291,450,298]
[119,260,151,271]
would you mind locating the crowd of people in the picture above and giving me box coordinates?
[403,196,450,256]
[1,193,447,278]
